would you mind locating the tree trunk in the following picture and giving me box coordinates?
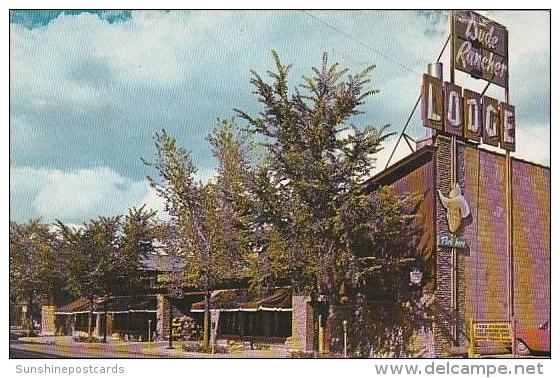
[27,296,34,336]
[103,300,108,343]
[88,296,94,342]
[203,290,210,350]
[324,303,336,354]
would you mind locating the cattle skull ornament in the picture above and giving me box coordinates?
[438,183,471,234]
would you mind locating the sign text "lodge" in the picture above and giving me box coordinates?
[421,74,515,151]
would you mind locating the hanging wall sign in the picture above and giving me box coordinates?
[438,183,471,235]
[452,11,508,88]
[437,235,468,250]
[421,74,516,151]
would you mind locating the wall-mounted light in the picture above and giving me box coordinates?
[410,268,423,286]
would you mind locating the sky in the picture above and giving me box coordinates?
[9,10,550,225]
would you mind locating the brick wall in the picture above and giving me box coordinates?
[433,138,549,356]
[511,159,550,330]
[385,148,436,356]
[435,138,511,354]
[391,156,435,287]
[461,145,510,326]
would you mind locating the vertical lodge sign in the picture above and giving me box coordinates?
[452,10,509,88]
[421,74,516,151]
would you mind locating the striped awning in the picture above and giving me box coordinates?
[55,296,157,315]
[191,287,291,312]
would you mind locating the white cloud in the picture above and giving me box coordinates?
[195,167,218,184]
[9,10,549,223]
[9,165,221,224]
[10,166,166,223]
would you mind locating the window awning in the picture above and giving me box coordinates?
[55,296,157,315]
[54,297,91,314]
[191,287,292,312]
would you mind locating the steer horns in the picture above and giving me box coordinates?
[438,183,471,234]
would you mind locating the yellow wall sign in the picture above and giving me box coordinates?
[474,322,512,345]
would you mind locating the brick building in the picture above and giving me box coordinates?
[45,135,549,357]
[364,135,550,356]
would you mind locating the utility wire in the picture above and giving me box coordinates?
[302,11,550,161]
[301,10,422,76]
[384,35,451,169]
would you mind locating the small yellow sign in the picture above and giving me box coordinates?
[474,322,512,345]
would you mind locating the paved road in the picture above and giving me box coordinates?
[9,340,176,359]
[10,348,59,359]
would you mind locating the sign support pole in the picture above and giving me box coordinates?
[449,10,460,347]
[504,83,516,357]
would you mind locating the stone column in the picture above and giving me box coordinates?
[40,305,56,336]
[434,136,469,356]
[287,293,313,353]
[156,294,171,339]
[434,135,454,356]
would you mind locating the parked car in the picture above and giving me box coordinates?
[515,320,550,356]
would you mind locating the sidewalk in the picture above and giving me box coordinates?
[12,335,290,358]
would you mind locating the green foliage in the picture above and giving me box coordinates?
[236,51,395,295]
[236,51,426,355]
[144,121,255,288]
[9,219,63,330]
[144,121,256,348]
[119,205,161,293]
[54,211,159,340]
[207,118,256,278]
[56,216,122,300]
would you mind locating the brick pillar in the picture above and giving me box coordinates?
[95,313,101,337]
[41,305,56,336]
[287,294,314,353]
[157,294,171,339]
[106,313,114,337]
[455,142,469,347]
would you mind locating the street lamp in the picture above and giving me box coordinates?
[342,320,348,358]
[409,268,423,287]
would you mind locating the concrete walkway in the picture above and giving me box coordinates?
[11,336,290,358]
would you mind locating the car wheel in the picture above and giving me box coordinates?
[515,339,531,356]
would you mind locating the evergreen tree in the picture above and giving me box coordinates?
[237,51,425,355]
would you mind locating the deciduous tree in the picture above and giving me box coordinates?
[10,219,62,334]
[56,216,121,341]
